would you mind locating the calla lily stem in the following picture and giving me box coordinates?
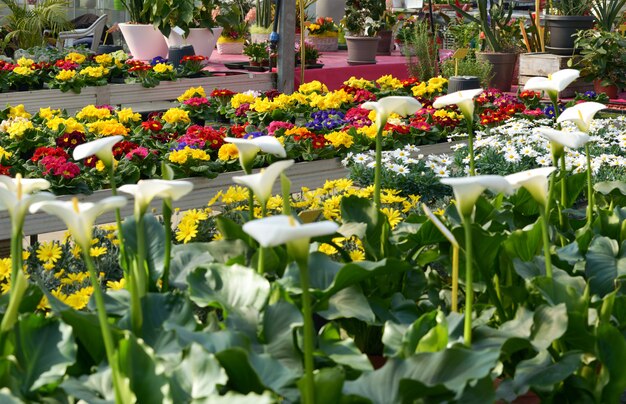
[451,245,459,312]
[466,120,476,176]
[0,228,27,333]
[539,207,553,279]
[462,215,473,346]
[108,164,128,272]
[257,203,268,274]
[296,255,315,404]
[82,250,124,403]
[374,127,383,208]
[585,144,594,226]
[161,199,173,291]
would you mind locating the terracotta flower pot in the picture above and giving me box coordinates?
[593,80,619,99]
[478,52,518,92]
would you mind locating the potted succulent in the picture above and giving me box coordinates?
[544,0,594,54]
[452,0,521,92]
[343,0,386,65]
[306,17,339,52]
[216,4,249,54]
[574,28,626,99]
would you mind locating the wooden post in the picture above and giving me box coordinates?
[277,0,296,94]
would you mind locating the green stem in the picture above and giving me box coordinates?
[560,154,567,210]
[539,207,553,279]
[466,120,476,176]
[136,215,147,296]
[462,216,473,347]
[546,163,557,225]
[297,256,315,404]
[585,144,594,227]
[281,173,292,216]
[130,215,146,335]
[257,202,267,275]
[83,251,124,404]
[248,192,255,221]
[109,164,128,273]
[373,127,383,208]
[0,227,26,334]
[161,200,172,291]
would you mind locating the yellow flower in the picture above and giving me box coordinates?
[212,232,223,241]
[230,92,256,109]
[76,105,112,120]
[116,108,141,124]
[180,208,209,224]
[90,245,107,257]
[87,119,129,136]
[411,82,428,97]
[298,80,328,95]
[79,65,109,78]
[12,66,33,76]
[153,63,173,74]
[64,286,93,310]
[218,143,239,161]
[162,108,190,125]
[220,186,249,204]
[376,74,404,90]
[9,104,32,119]
[176,220,198,243]
[6,119,33,140]
[381,207,402,228]
[36,241,62,263]
[0,258,10,281]
[55,69,76,81]
[94,53,113,66]
[107,278,126,290]
[95,160,106,172]
[349,249,365,261]
[318,243,338,255]
[356,124,379,139]
[38,107,60,120]
[16,57,34,67]
[22,251,30,261]
[43,261,55,271]
[178,86,206,102]
[168,146,210,164]
[65,52,87,64]
[0,146,12,161]
[343,76,375,89]
[324,131,354,148]
[61,272,89,285]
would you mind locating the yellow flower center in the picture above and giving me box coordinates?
[288,215,296,227]
[72,197,80,213]
[16,173,22,200]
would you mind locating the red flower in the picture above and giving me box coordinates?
[113,140,139,158]
[209,88,236,98]
[31,147,69,163]
[0,165,11,176]
[55,131,86,149]
[141,120,163,132]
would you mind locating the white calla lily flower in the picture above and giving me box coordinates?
[118,179,193,217]
[534,127,590,150]
[30,196,127,250]
[361,96,422,130]
[243,215,339,248]
[73,135,124,166]
[506,167,557,206]
[233,160,295,206]
[224,136,286,173]
[432,88,483,121]
[441,175,514,217]
[0,175,54,227]
[556,101,606,133]
[523,69,580,98]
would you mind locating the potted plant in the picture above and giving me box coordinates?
[243,41,270,67]
[161,0,223,59]
[452,0,521,92]
[117,0,169,60]
[305,17,339,51]
[249,0,273,43]
[544,0,594,54]
[216,4,249,54]
[394,14,417,56]
[296,40,321,67]
[376,5,397,55]
[343,0,386,65]
[574,28,626,99]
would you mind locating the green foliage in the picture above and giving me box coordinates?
[574,29,626,88]
[440,53,493,87]
[405,20,439,81]
[343,0,386,37]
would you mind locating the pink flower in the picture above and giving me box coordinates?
[523,108,544,117]
[268,121,295,135]
[245,7,257,23]
[125,147,150,160]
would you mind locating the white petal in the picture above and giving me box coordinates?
[243,215,338,247]
[73,135,125,165]
[557,102,606,132]
[535,127,590,149]
[432,88,483,109]
[232,160,295,204]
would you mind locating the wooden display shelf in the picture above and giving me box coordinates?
[0,73,274,114]
[518,53,592,98]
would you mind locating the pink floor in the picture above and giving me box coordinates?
[206,49,411,90]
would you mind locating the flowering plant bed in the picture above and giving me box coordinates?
[0,73,626,402]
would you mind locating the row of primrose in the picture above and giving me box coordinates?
[0,68,626,402]
[0,71,611,196]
